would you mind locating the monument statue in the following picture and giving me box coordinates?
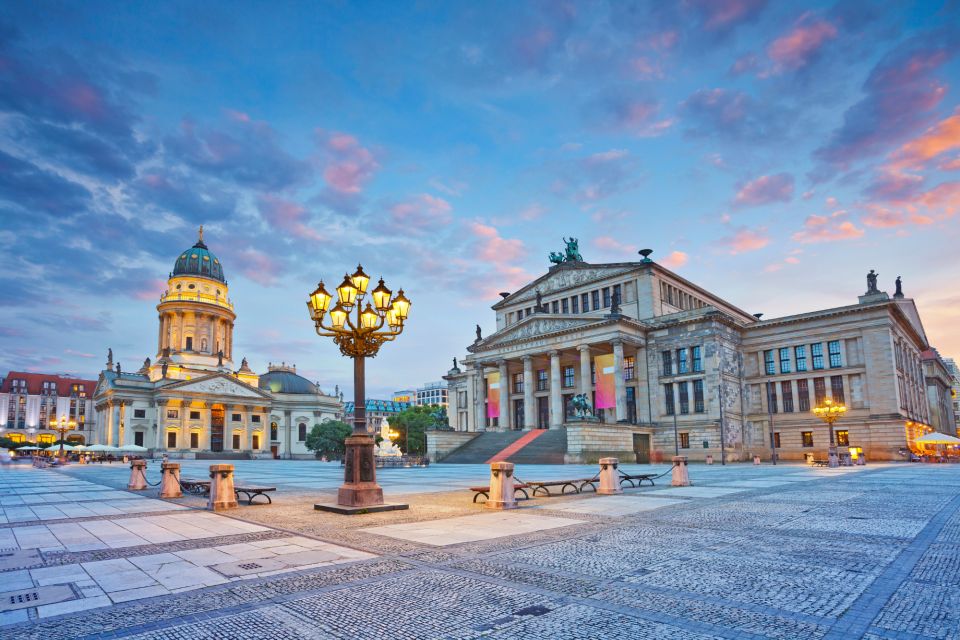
[570,393,594,419]
[115,362,121,374]
[866,269,879,294]
[610,291,622,315]
[452,357,458,369]
[549,251,565,265]
[217,350,224,367]
[106,348,113,368]
[375,418,402,457]
[894,276,904,298]
[161,362,168,378]
[475,324,482,341]
[563,237,583,262]
[535,289,544,312]
[430,405,449,430]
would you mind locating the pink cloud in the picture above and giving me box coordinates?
[660,251,689,269]
[593,235,634,256]
[319,131,379,194]
[888,107,960,171]
[767,14,837,71]
[939,157,960,171]
[236,247,280,286]
[469,222,524,264]
[720,227,770,254]
[389,194,453,230]
[733,173,794,207]
[64,349,95,358]
[792,214,864,243]
[133,278,167,301]
[257,194,323,241]
[691,0,767,31]
[519,203,547,221]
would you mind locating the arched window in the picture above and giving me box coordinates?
[298,422,307,442]
[270,421,278,441]
[201,338,208,353]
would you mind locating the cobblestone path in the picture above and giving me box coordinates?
[1,462,957,639]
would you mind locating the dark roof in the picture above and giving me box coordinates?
[1,372,96,395]
[344,399,411,414]
[172,238,226,283]
[258,370,318,395]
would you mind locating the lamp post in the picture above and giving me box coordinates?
[812,398,847,468]
[52,416,77,461]
[307,265,411,513]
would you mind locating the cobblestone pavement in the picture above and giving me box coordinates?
[1,461,958,639]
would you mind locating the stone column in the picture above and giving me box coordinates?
[179,401,187,450]
[498,360,510,431]
[155,401,166,450]
[208,464,238,510]
[485,461,518,510]
[159,462,182,498]
[156,315,164,355]
[597,457,622,495]
[522,356,535,429]
[613,340,627,423]
[111,402,122,446]
[474,372,486,431]
[177,311,184,351]
[283,410,292,459]
[465,369,476,431]
[578,344,592,398]
[549,350,563,429]
[127,460,147,490]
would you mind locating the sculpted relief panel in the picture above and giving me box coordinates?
[512,267,636,302]
[177,377,264,398]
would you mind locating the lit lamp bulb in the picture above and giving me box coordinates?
[370,278,392,312]
[308,281,332,319]
[351,264,370,296]
[329,303,348,330]
[386,307,402,330]
[392,289,411,320]
[336,274,358,309]
[360,303,379,330]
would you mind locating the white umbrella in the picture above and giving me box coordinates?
[47,444,77,451]
[17,446,40,451]
[85,444,118,452]
[915,432,960,445]
[117,444,148,452]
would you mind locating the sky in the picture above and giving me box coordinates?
[0,0,958,398]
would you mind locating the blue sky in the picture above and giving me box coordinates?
[1,1,958,397]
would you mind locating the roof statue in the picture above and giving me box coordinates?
[106,348,113,369]
[866,269,879,294]
[535,289,544,312]
[894,276,904,299]
[198,224,204,243]
[549,237,584,265]
[115,362,121,374]
[475,324,482,342]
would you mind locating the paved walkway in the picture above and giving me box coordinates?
[0,461,957,639]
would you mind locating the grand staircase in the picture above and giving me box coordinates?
[440,429,567,465]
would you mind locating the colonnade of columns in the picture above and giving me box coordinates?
[157,310,235,360]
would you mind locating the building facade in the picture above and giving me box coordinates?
[445,252,942,461]
[344,399,411,430]
[923,350,958,436]
[416,381,448,407]
[944,357,960,434]
[92,229,342,459]
[0,373,98,445]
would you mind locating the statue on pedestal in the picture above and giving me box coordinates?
[374,419,403,457]
[475,324,483,342]
[106,348,113,369]
[866,269,879,294]
[570,393,595,419]
[894,276,904,298]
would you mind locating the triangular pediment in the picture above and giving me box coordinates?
[161,373,272,399]
[894,299,929,346]
[473,315,605,351]
[495,263,640,308]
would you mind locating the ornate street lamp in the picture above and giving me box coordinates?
[51,415,77,461]
[307,265,411,513]
[812,398,847,468]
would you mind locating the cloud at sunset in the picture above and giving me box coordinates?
[733,173,795,207]
[791,213,864,243]
[720,227,770,254]
[766,14,837,72]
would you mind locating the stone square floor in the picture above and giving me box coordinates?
[0,460,958,639]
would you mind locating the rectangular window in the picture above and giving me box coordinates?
[813,377,827,405]
[779,347,791,374]
[252,434,260,449]
[811,343,824,370]
[678,381,689,414]
[830,375,845,404]
[134,431,145,447]
[801,431,814,447]
[677,348,689,374]
[773,432,781,448]
[232,413,241,422]
[836,430,849,446]
[551,300,559,314]
[795,345,807,371]
[766,382,778,414]
[251,414,261,423]
[298,423,307,441]
[190,411,200,420]
[572,296,579,313]
[190,432,199,448]
[664,383,675,415]
[764,350,775,375]
[693,379,704,413]
[134,409,146,418]
[781,381,794,413]
[562,366,575,388]
[591,362,596,384]
[581,293,589,312]
[167,432,176,448]
[828,340,842,368]
[561,298,569,314]
[514,373,524,394]
[592,290,600,310]
[692,346,702,372]
[537,369,548,392]
[602,287,611,308]
[613,284,622,306]
[679,432,690,449]
[662,351,673,376]
[624,356,635,381]
[797,379,810,412]
[167,409,178,419]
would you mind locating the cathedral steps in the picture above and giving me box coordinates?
[440,431,527,464]
[486,429,546,463]
[439,429,567,465]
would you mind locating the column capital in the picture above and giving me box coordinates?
[548,350,560,358]
[611,338,624,348]
[578,344,591,352]
[522,355,533,363]
[496,359,507,367]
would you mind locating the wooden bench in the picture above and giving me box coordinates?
[179,479,211,495]
[234,486,276,505]
[618,472,658,488]
[812,459,829,467]
[470,484,530,503]
[523,478,598,497]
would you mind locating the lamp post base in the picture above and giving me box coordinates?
[322,434,410,513]
[828,446,839,468]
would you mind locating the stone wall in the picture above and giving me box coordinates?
[426,431,478,462]
[565,421,653,464]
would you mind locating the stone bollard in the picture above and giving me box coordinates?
[159,462,182,498]
[705,454,714,465]
[485,461,518,510]
[753,455,761,465]
[597,457,622,495]
[208,464,238,511]
[671,456,691,487]
[127,460,148,490]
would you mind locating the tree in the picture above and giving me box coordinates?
[304,420,352,459]
[390,405,436,455]
[0,437,23,451]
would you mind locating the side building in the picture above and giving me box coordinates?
[92,229,343,459]
[0,373,98,446]
[444,249,943,462]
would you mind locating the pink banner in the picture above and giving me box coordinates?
[594,354,615,409]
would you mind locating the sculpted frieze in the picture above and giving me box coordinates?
[173,376,266,398]
[511,267,636,302]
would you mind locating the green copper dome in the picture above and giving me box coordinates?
[172,228,226,283]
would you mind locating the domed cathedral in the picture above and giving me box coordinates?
[92,228,344,460]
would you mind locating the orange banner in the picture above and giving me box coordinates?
[487,372,500,419]
[594,353,615,409]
